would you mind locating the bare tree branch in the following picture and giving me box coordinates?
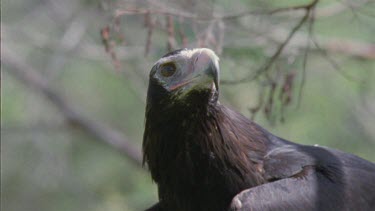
[297,9,314,109]
[177,17,189,48]
[115,0,320,21]
[221,0,318,85]
[166,15,177,51]
[220,0,318,20]
[144,11,155,56]
[316,0,371,18]
[311,34,362,82]
[1,47,143,167]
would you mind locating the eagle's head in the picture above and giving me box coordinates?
[147,48,220,107]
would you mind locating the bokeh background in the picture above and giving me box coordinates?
[2,0,375,210]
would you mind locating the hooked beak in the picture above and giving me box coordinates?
[169,48,220,92]
[204,58,219,92]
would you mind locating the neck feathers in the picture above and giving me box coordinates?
[143,102,270,210]
[143,102,269,184]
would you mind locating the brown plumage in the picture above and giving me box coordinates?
[143,48,375,211]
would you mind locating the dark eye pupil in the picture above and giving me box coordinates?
[160,63,176,77]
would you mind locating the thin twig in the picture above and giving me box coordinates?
[166,15,177,51]
[221,0,318,20]
[311,34,361,82]
[177,17,188,47]
[297,10,314,108]
[115,1,320,22]
[115,8,196,20]
[144,11,154,56]
[249,82,266,120]
[221,0,318,85]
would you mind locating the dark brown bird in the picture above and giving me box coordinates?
[142,48,375,211]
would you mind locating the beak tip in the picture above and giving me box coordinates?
[197,49,220,91]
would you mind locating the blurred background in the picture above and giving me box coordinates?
[2,0,375,210]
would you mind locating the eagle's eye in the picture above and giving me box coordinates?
[160,62,176,77]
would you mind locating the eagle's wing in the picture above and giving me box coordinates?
[230,144,375,211]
